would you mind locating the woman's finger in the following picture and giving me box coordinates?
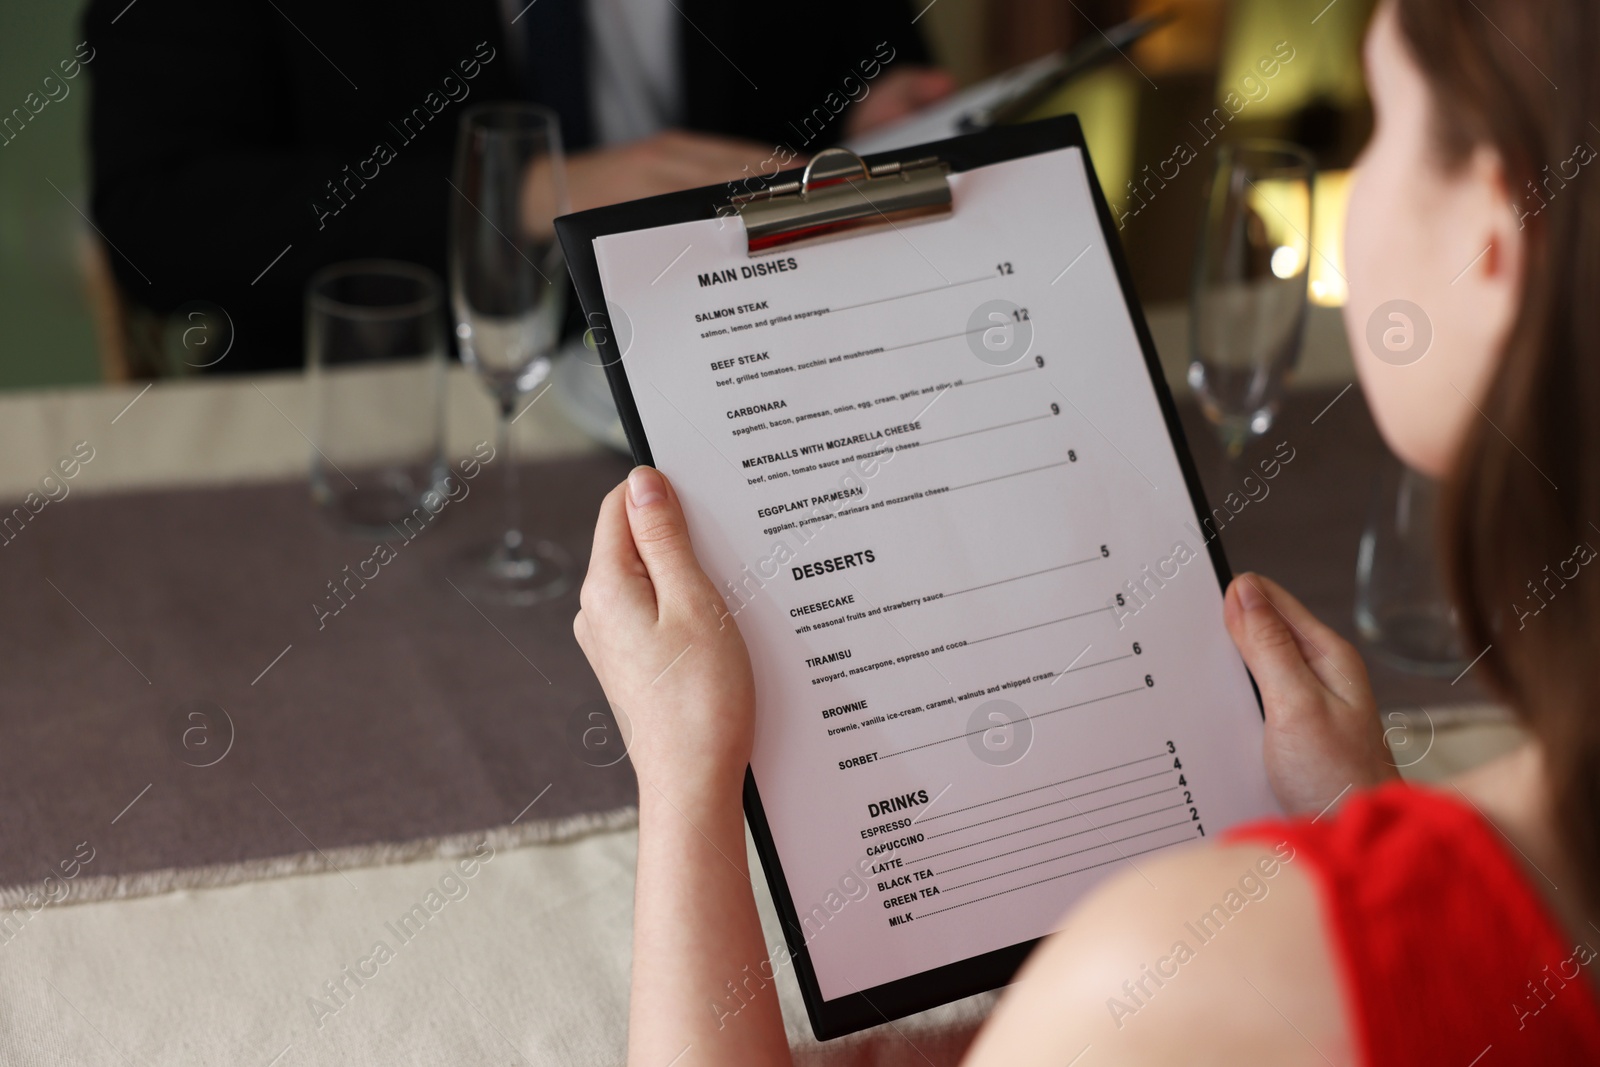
[1242,574,1369,703]
[1224,575,1330,719]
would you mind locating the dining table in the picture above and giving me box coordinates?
[0,303,1523,1066]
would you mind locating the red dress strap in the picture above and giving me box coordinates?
[1227,781,1600,1066]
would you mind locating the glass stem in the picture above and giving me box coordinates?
[499,397,523,558]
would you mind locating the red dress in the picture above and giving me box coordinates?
[1227,782,1600,1065]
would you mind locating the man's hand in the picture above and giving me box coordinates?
[1223,573,1399,815]
[573,467,756,803]
[844,66,957,139]
[533,130,774,219]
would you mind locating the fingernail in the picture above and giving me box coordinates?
[1236,575,1264,612]
[628,466,665,507]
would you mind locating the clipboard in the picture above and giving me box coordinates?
[556,115,1260,1040]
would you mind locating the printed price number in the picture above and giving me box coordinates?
[1165,739,1204,836]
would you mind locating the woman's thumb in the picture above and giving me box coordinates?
[625,467,703,600]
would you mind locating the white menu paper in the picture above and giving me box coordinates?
[591,147,1277,1000]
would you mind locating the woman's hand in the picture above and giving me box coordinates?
[1223,572,1399,814]
[577,469,791,1067]
[573,466,756,803]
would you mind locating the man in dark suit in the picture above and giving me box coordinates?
[82,0,951,373]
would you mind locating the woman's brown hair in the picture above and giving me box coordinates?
[1396,0,1600,911]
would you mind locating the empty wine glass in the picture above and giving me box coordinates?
[448,102,571,605]
[1188,141,1314,457]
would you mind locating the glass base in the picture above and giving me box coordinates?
[314,462,447,540]
[1208,409,1277,459]
[449,536,572,607]
[1355,605,1466,678]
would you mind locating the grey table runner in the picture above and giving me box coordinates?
[0,389,1478,901]
[0,452,638,901]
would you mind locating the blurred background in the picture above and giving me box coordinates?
[0,0,1376,392]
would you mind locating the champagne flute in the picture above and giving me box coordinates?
[1188,141,1314,458]
[448,102,571,605]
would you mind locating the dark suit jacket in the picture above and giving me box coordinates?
[83,0,931,372]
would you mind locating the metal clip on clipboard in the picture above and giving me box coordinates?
[730,147,952,255]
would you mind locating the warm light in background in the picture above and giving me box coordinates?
[1131,0,1227,76]
[1270,244,1302,279]
[1245,177,1311,269]
[1309,169,1350,307]
[1214,0,1374,119]
[1240,169,1349,306]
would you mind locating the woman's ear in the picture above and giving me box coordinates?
[1441,144,1523,410]
[1472,144,1525,293]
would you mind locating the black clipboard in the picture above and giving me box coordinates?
[556,114,1249,1040]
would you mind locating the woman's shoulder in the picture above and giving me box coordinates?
[964,834,1352,1066]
